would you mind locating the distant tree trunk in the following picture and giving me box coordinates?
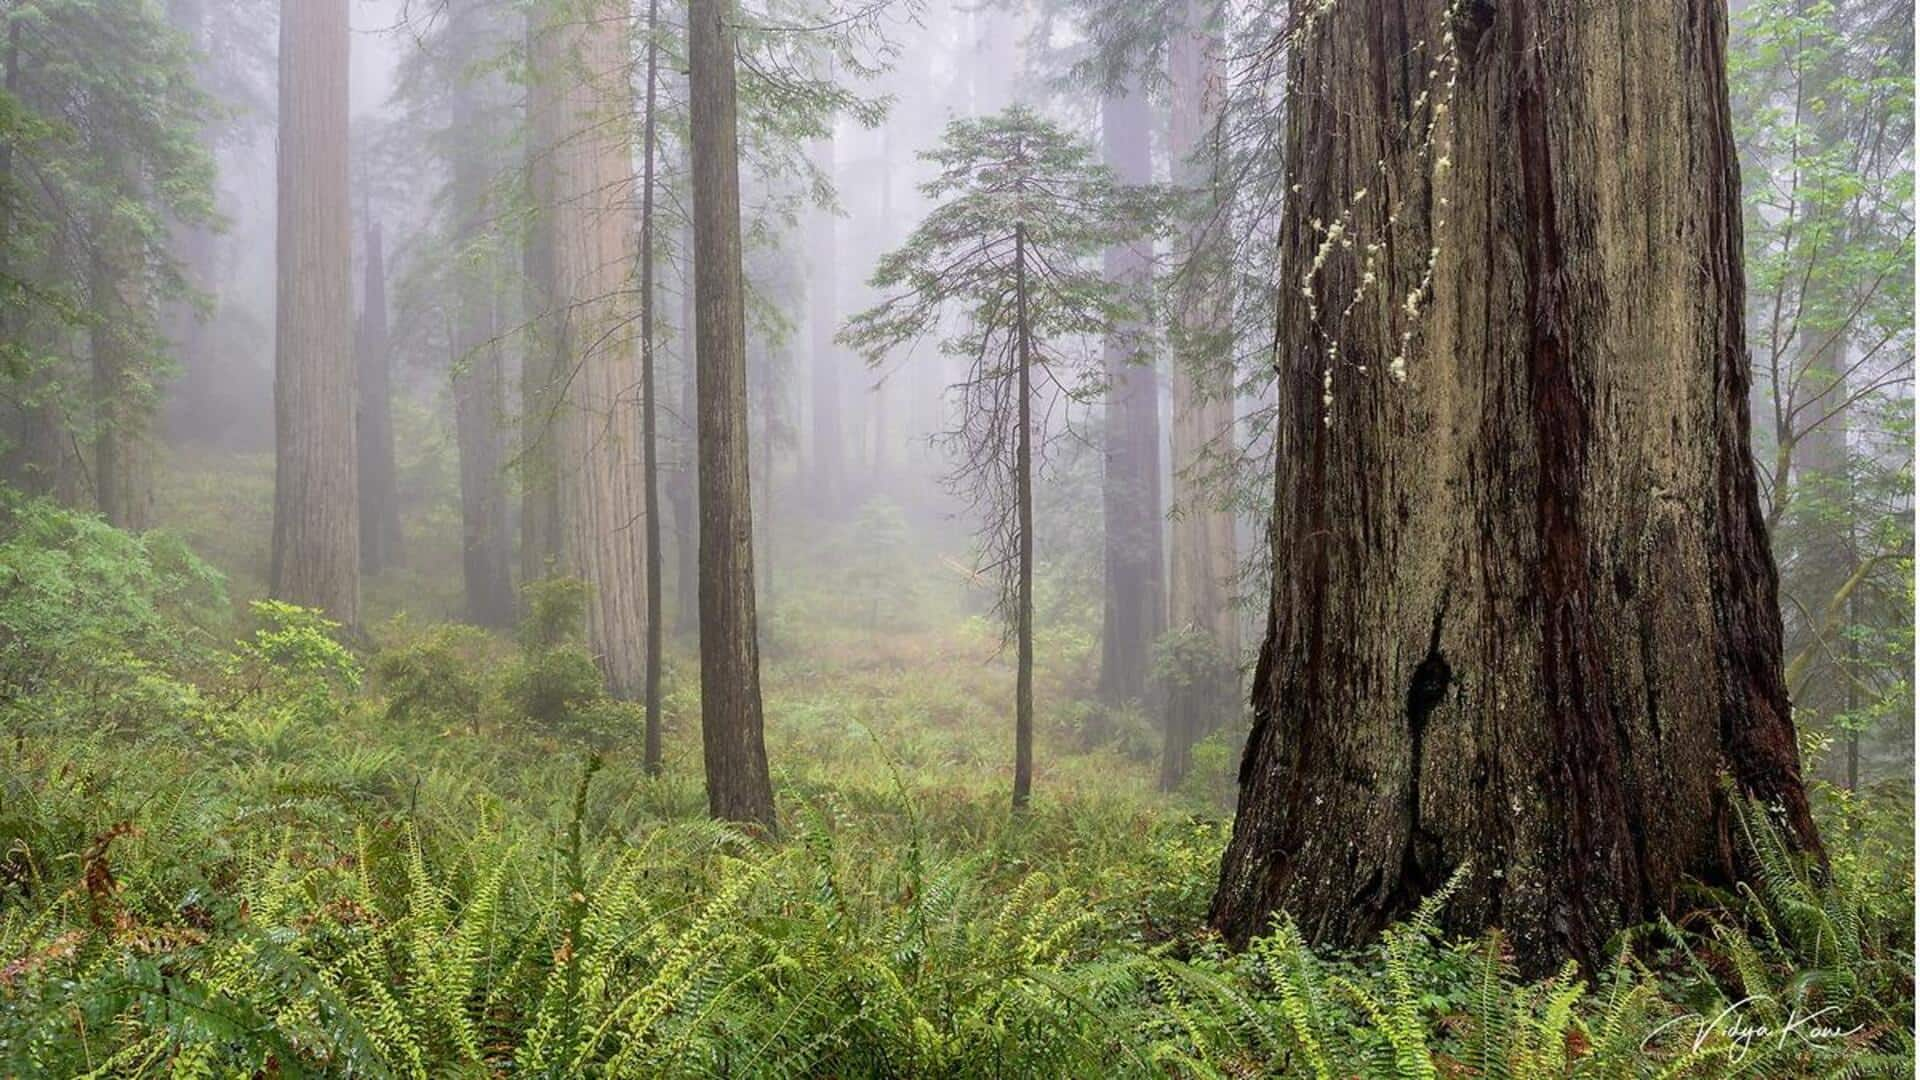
[356,220,402,573]
[1096,77,1163,711]
[689,0,774,829]
[1012,221,1034,810]
[807,133,843,511]
[518,21,562,587]
[1210,0,1823,973]
[1162,0,1239,788]
[89,135,152,531]
[525,0,649,699]
[447,1,514,629]
[639,0,665,774]
[0,31,76,502]
[757,361,777,608]
[163,0,216,445]
[869,127,895,483]
[670,220,699,635]
[90,237,152,531]
[271,0,358,625]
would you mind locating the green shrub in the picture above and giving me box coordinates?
[0,495,225,736]
[372,621,496,733]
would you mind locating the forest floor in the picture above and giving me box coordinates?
[0,451,1911,1076]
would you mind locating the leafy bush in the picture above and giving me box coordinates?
[0,495,225,736]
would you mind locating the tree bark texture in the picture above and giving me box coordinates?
[1097,79,1165,710]
[1163,0,1241,785]
[271,0,358,626]
[356,220,402,573]
[1210,0,1823,972]
[525,0,649,698]
[689,0,775,829]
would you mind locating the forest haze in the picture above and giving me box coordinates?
[0,0,1912,1075]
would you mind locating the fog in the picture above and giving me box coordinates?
[0,0,1912,1069]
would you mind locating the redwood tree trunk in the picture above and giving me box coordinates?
[90,151,152,532]
[525,0,649,699]
[356,220,402,573]
[689,0,775,829]
[807,133,844,511]
[448,0,514,629]
[670,225,700,636]
[271,0,358,626]
[1096,78,1164,711]
[1211,0,1822,972]
[1163,0,1240,787]
[639,0,665,774]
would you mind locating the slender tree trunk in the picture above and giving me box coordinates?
[271,0,358,625]
[808,133,843,511]
[446,2,514,629]
[689,0,774,829]
[1161,0,1240,787]
[758,367,776,607]
[90,211,151,531]
[163,0,216,445]
[1012,221,1034,810]
[868,125,897,484]
[88,129,152,530]
[1210,0,1822,973]
[525,0,649,698]
[1097,77,1163,711]
[356,220,402,573]
[639,0,665,774]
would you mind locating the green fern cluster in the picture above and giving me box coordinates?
[0,498,1911,1077]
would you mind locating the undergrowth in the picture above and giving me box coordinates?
[0,495,1912,1077]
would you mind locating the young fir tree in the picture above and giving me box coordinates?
[843,106,1153,809]
[0,0,217,517]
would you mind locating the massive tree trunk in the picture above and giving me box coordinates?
[1162,0,1239,786]
[1096,78,1164,710]
[356,219,402,573]
[1211,0,1822,972]
[807,133,844,511]
[525,0,649,699]
[270,0,358,625]
[689,0,774,829]
[448,1,514,629]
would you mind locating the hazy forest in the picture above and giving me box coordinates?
[0,0,1912,1074]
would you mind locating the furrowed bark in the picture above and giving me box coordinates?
[689,0,775,829]
[525,0,649,698]
[1210,0,1822,973]
[270,0,358,626]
